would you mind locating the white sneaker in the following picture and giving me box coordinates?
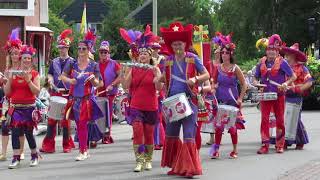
[8,159,20,169]
[75,152,89,161]
[20,153,25,160]
[30,157,39,167]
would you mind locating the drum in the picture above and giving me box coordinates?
[162,93,193,123]
[215,104,239,130]
[114,94,130,122]
[252,92,277,101]
[58,88,70,97]
[201,97,218,133]
[284,102,302,141]
[47,96,68,120]
[96,97,108,133]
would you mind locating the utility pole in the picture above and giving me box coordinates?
[152,0,157,35]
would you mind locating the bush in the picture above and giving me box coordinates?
[239,58,259,72]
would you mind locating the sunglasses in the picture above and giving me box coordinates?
[99,50,109,54]
[78,47,88,51]
[221,51,230,55]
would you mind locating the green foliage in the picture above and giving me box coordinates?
[215,0,320,63]
[44,10,71,58]
[239,58,259,72]
[306,56,320,94]
[158,0,218,35]
[100,0,142,61]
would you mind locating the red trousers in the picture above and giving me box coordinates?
[106,95,116,134]
[260,95,285,148]
[132,121,154,145]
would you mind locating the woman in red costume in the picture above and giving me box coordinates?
[4,45,41,169]
[121,25,162,172]
[0,28,25,161]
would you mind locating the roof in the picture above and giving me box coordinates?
[128,0,152,25]
[26,26,53,33]
[59,0,109,24]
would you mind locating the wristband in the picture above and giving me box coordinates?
[195,76,199,83]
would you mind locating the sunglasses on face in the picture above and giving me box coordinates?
[221,51,230,55]
[99,51,109,54]
[78,47,88,51]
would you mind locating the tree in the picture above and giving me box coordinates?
[44,10,71,58]
[215,0,320,63]
[101,0,142,60]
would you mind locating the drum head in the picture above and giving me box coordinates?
[49,96,68,103]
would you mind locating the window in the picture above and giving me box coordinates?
[0,0,28,9]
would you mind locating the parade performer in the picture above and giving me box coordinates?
[281,43,313,150]
[96,40,121,144]
[210,32,247,159]
[40,29,75,153]
[4,45,41,168]
[122,25,162,172]
[61,30,104,161]
[0,28,25,161]
[151,42,166,150]
[160,22,209,178]
[254,34,296,154]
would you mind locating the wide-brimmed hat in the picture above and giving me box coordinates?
[267,34,282,49]
[281,43,307,63]
[99,41,110,51]
[160,22,193,54]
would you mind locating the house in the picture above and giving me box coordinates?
[59,0,109,32]
[127,0,153,25]
[0,0,52,77]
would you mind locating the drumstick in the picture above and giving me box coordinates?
[254,83,267,87]
[97,90,106,96]
[269,79,293,89]
[84,74,95,84]
[228,88,238,104]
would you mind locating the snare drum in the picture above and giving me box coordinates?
[115,94,130,122]
[252,92,277,101]
[215,104,239,130]
[284,102,302,141]
[47,96,68,120]
[162,93,193,123]
[96,97,108,133]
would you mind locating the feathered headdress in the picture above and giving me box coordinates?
[211,32,236,51]
[57,29,73,48]
[119,28,142,59]
[4,28,22,53]
[21,45,36,57]
[136,25,159,54]
[80,28,97,53]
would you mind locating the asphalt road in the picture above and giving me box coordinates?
[0,106,320,180]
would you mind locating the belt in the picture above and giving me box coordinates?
[11,103,36,108]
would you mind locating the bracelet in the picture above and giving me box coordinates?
[194,76,199,83]
[27,80,32,84]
